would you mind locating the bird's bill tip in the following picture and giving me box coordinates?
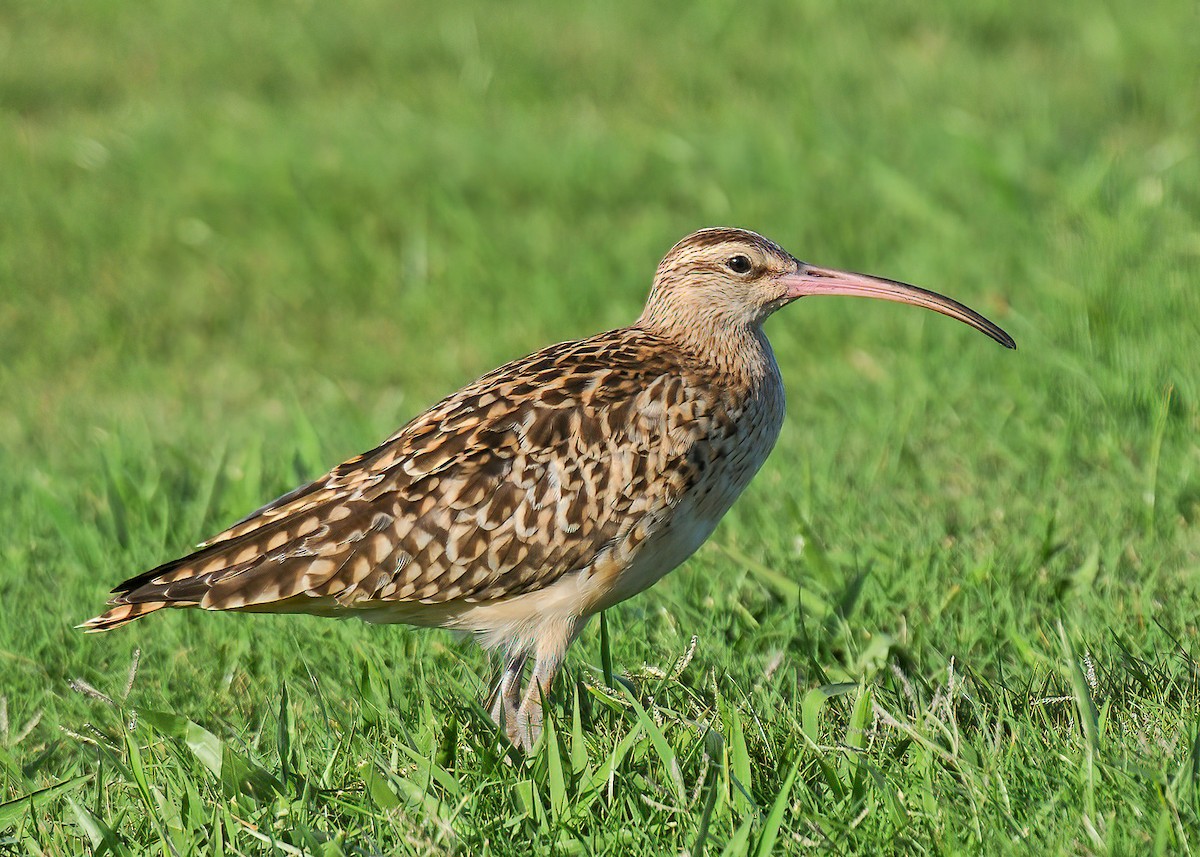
[781,265,1016,350]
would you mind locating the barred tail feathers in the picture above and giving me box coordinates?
[77,600,170,632]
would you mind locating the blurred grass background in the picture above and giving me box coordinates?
[1,0,1199,853]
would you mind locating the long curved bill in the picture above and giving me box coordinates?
[782,264,1016,349]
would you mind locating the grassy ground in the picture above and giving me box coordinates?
[2,0,1199,853]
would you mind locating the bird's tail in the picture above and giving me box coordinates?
[79,482,366,633]
[77,600,169,633]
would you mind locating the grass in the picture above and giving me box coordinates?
[2,0,1199,852]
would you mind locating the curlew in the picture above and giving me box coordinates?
[82,227,1015,749]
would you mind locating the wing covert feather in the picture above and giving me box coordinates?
[106,330,716,614]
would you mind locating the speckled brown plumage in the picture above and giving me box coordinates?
[82,227,1014,749]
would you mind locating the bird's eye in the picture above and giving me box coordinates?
[726,255,753,274]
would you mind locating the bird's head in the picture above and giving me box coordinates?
[639,227,1015,350]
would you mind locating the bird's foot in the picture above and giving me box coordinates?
[488,694,541,751]
[488,653,528,748]
[486,647,563,752]
[486,665,554,752]
[515,699,543,751]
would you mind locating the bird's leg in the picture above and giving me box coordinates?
[513,618,591,750]
[487,650,527,744]
[515,648,563,751]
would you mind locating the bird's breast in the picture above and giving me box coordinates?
[590,364,786,611]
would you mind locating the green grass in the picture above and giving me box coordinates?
[2,0,1199,852]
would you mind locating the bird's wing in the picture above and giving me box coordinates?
[99,329,716,616]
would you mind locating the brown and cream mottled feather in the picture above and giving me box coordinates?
[86,327,772,630]
[83,227,1013,748]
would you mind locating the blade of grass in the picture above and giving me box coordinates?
[754,754,801,857]
[0,775,90,829]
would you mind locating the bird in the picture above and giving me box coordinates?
[81,227,1015,749]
